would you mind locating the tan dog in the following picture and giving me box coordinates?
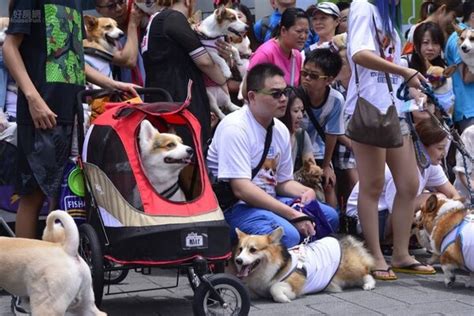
[231,228,375,303]
[455,26,474,74]
[0,211,106,315]
[83,15,124,56]
[418,195,474,288]
[294,159,325,202]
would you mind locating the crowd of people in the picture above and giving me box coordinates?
[1,0,474,313]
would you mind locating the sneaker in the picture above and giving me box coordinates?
[11,296,31,316]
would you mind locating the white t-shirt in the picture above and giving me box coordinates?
[453,125,474,200]
[207,105,293,198]
[345,0,403,116]
[346,164,448,218]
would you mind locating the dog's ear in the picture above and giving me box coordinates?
[235,228,246,239]
[268,227,284,244]
[443,65,457,78]
[424,194,439,214]
[139,120,158,144]
[83,15,98,33]
[215,5,227,24]
[453,22,464,37]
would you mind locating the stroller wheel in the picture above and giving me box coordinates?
[104,260,129,285]
[79,223,104,306]
[192,273,250,316]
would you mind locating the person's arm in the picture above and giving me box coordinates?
[111,6,143,68]
[337,135,352,149]
[435,182,461,200]
[230,178,316,237]
[3,34,56,129]
[322,134,337,187]
[85,64,139,95]
[276,180,316,204]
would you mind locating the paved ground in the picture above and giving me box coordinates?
[1,251,473,316]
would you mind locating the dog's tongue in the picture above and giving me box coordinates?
[237,265,252,278]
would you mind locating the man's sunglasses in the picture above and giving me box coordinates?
[301,70,329,81]
[255,87,293,99]
[96,0,126,10]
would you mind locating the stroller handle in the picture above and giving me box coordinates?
[75,87,174,158]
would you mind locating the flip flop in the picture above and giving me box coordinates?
[371,267,398,281]
[392,262,436,275]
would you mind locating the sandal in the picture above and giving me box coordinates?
[371,267,398,281]
[392,262,436,275]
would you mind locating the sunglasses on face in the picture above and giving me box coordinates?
[301,70,329,81]
[426,74,447,85]
[255,87,293,99]
[96,0,126,10]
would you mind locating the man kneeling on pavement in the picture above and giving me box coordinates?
[207,63,339,247]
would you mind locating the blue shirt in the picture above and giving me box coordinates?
[445,23,474,122]
[254,10,281,44]
[302,87,345,160]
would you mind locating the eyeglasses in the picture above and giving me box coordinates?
[255,87,292,99]
[301,70,329,81]
[96,0,126,10]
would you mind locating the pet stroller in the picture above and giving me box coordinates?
[76,83,250,315]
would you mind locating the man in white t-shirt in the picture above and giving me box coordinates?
[207,63,339,248]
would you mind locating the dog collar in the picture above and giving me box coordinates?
[160,181,180,199]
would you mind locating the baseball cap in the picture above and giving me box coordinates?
[312,2,341,18]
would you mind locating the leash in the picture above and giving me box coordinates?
[397,82,474,207]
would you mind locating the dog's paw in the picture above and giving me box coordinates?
[444,276,456,288]
[272,294,292,303]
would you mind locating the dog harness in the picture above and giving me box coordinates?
[84,47,113,79]
[287,237,341,294]
[440,214,474,272]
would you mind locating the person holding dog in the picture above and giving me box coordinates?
[345,0,432,281]
[207,63,339,248]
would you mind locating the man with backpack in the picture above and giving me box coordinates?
[254,0,296,45]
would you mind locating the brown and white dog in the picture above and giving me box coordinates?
[0,211,106,315]
[456,26,474,74]
[425,63,456,113]
[83,15,124,79]
[231,228,375,303]
[417,195,474,288]
[294,159,325,202]
[138,120,194,202]
[196,6,248,119]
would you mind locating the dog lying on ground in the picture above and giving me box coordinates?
[417,195,474,288]
[139,119,194,202]
[196,6,248,119]
[456,26,474,74]
[231,227,375,302]
[0,211,106,315]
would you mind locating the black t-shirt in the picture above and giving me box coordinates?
[7,0,85,125]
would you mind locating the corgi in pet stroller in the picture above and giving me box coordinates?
[76,82,250,315]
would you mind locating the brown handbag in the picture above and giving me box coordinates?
[346,16,403,148]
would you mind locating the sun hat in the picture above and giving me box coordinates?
[312,2,341,18]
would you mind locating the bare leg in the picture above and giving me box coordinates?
[15,187,45,239]
[387,136,433,272]
[352,141,389,273]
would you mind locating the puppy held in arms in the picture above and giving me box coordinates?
[232,227,375,303]
[139,120,194,202]
[0,211,106,315]
[196,6,248,119]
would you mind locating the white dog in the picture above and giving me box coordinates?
[0,211,106,315]
[138,120,194,202]
[456,27,474,74]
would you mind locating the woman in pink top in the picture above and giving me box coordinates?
[248,8,309,87]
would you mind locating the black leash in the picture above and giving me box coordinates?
[397,82,474,206]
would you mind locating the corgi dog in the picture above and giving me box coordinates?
[0,211,106,315]
[456,26,474,74]
[138,120,194,202]
[196,6,248,120]
[417,195,474,288]
[83,15,124,79]
[232,228,376,303]
[425,62,456,113]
